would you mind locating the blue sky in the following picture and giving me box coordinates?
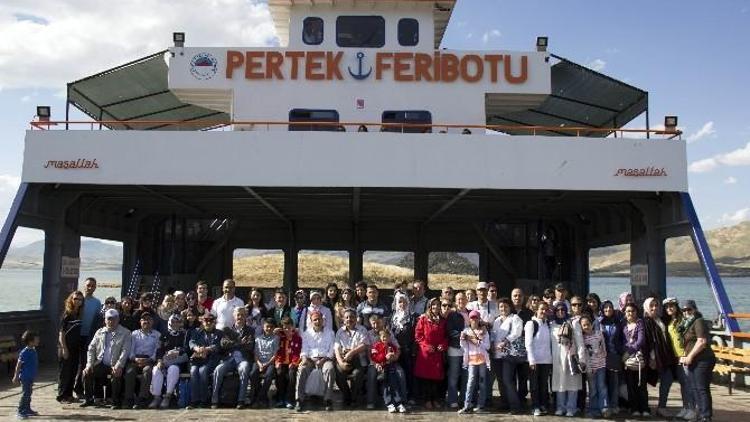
[0,0,748,245]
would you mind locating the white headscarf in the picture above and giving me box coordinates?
[391,292,411,331]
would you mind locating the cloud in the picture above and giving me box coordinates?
[0,0,277,90]
[686,121,715,143]
[724,176,738,184]
[720,207,750,225]
[481,29,501,44]
[586,58,606,72]
[689,141,750,173]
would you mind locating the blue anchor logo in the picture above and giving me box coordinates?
[348,52,372,80]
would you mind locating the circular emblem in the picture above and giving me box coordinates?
[190,53,218,80]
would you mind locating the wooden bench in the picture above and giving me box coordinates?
[0,335,18,375]
[712,345,750,394]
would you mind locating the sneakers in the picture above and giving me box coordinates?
[449,402,459,409]
[16,414,28,420]
[366,403,375,410]
[602,408,612,418]
[565,411,576,417]
[632,411,642,417]
[285,402,294,410]
[676,408,688,419]
[683,409,697,421]
[555,409,565,416]
[656,408,669,417]
[160,395,172,409]
[642,411,651,418]
[474,407,488,413]
[388,404,397,413]
[457,407,471,414]
[533,408,542,416]
[397,404,407,413]
[294,401,303,412]
[148,396,161,409]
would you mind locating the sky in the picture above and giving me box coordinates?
[0,0,749,246]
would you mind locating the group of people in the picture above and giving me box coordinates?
[46,277,716,421]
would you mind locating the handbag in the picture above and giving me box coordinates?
[304,367,326,397]
[623,351,645,371]
[568,353,583,375]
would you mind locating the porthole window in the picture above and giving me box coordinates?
[336,16,385,48]
[303,17,324,45]
[398,18,419,46]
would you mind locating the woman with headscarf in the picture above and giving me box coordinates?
[549,302,586,417]
[663,297,695,420]
[391,292,418,404]
[618,292,634,319]
[678,300,716,422]
[621,303,649,417]
[599,300,623,418]
[414,297,448,409]
[643,297,678,417]
[149,314,189,409]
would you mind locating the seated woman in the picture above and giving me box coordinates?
[149,314,188,409]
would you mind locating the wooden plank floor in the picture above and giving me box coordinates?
[1,366,749,421]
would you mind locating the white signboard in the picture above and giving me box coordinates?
[630,264,648,287]
[61,256,81,278]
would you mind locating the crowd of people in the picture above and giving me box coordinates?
[44,277,716,421]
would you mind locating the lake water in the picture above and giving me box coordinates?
[0,269,747,330]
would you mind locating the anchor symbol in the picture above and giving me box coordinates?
[348,52,372,80]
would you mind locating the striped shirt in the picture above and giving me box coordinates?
[582,329,606,371]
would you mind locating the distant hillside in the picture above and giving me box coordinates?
[590,221,750,277]
[3,239,122,270]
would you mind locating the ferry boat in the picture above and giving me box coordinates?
[0,0,746,379]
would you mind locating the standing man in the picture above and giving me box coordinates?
[467,282,498,326]
[356,284,390,329]
[410,280,428,316]
[196,280,214,312]
[211,279,245,330]
[295,311,336,412]
[75,277,101,397]
[291,290,307,329]
[80,309,131,409]
[334,309,369,407]
[123,312,161,409]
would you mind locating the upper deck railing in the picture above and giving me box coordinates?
[29,119,682,139]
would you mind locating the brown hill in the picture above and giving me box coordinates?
[590,221,750,276]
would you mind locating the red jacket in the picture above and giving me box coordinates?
[414,315,448,380]
[275,331,302,367]
[370,341,399,366]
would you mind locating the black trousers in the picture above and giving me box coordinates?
[275,364,298,403]
[84,362,122,404]
[529,364,551,411]
[335,360,365,404]
[624,369,648,413]
[57,345,81,400]
[73,336,90,396]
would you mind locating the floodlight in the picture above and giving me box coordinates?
[173,32,185,47]
[536,36,548,52]
[664,116,678,129]
[36,106,51,121]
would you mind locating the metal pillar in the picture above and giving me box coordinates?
[629,202,667,302]
[283,223,298,292]
[349,223,363,286]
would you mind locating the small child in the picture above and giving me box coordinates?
[458,310,490,414]
[12,330,40,420]
[581,315,608,418]
[274,316,302,409]
[250,318,280,407]
[370,329,406,413]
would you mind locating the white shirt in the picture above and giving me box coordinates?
[467,299,499,325]
[525,317,553,365]
[211,296,245,330]
[335,325,369,366]
[490,313,523,359]
[301,328,335,359]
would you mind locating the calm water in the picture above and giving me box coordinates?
[0,270,747,330]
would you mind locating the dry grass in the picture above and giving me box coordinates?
[232,253,479,289]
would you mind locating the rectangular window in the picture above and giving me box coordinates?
[382,110,432,133]
[303,17,324,45]
[336,16,385,48]
[398,18,419,46]
[289,109,342,131]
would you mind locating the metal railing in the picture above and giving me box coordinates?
[29,119,683,139]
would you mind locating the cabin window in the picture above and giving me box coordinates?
[289,109,341,131]
[336,16,385,48]
[303,17,324,45]
[398,18,419,46]
[382,110,432,133]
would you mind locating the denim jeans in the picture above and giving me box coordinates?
[555,390,577,414]
[248,362,275,404]
[587,368,607,416]
[465,364,488,409]
[381,363,406,406]
[446,355,467,406]
[529,364,551,411]
[367,363,407,405]
[658,365,675,408]
[605,369,619,411]
[688,359,715,419]
[501,358,522,411]
[676,364,694,409]
[190,360,218,404]
[18,380,33,415]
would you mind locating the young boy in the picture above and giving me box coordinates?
[274,316,302,409]
[249,318,280,407]
[13,330,40,419]
[370,329,406,413]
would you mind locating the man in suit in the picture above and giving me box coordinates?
[80,309,132,409]
[270,289,292,327]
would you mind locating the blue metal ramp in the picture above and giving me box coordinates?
[681,192,740,333]
[0,183,29,269]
